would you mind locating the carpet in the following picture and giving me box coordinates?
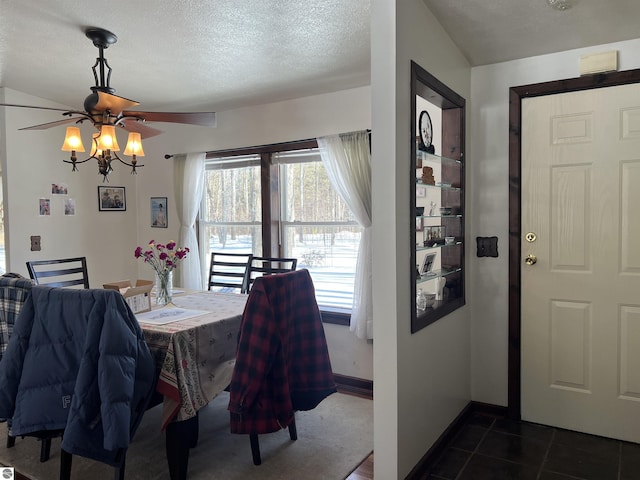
[0,391,372,480]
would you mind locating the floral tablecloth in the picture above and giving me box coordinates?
[139,291,247,430]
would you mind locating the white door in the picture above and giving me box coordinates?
[521,83,640,442]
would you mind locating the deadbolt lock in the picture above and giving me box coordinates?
[524,254,537,265]
[525,232,537,243]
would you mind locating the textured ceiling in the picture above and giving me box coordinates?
[423,0,640,66]
[0,0,638,118]
[0,0,371,113]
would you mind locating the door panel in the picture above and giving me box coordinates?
[550,165,590,270]
[621,161,640,271]
[521,83,640,442]
[619,306,640,399]
[549,300,591,392]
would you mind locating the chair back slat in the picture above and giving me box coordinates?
[26,257,89,289]
[246,256,297,291]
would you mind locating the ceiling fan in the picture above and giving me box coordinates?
[0,27,216,180]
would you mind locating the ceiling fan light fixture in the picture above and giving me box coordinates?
[124,132,145,157]
[61,127,86,153]
[3,26,215,181]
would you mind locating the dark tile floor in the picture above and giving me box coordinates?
[424,411,640,480]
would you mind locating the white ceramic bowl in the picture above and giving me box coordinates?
[424,293,436,307]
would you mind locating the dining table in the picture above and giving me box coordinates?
[136,290,248,480]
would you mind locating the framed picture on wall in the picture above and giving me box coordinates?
[39,198,51,216]
[151,197,168,228]
[98,186,126,211]
[51,183,68,195]
[64,198,76,216]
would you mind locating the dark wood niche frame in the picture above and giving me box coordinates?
[410,61,466,333]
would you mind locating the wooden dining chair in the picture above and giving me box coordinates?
[26,257,89,288]
[207,252,253,293]
[245,255,297,292]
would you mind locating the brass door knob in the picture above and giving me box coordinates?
[524,254,537,265]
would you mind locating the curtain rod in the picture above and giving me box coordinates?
[165,130,371,159]
[338,129,371,136]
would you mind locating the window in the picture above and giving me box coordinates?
[201,154,262,256]
[201,142,361,312]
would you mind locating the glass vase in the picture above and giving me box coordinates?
[155,270,173,306]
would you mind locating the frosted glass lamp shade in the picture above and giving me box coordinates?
[61,127,86,152]
[96,125,120,151]
[90,133,101,156]
[124,132,145,157]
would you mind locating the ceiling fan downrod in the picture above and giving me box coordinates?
[85,28,118,95]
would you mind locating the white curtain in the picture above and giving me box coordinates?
[173,152,205,290]
[317,131,372,339]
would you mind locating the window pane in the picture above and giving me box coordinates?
[201,163,262,265]
[280,160,356,223]
[202,164,261,223]
[280,159,360,310]
[283,224,360,310]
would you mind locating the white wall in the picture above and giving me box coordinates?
[469,38,640,406]
[372,1,471,478]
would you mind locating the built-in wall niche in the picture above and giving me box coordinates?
[410,61,465,333]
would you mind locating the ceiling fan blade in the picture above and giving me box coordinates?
[119,118,164,139]
[18,116,88,131]
[93,91,139,115]
[0,103,76,113]
[124,111,216,127]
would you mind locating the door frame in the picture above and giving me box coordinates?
[507,68,640,419]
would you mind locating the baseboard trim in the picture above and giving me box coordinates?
[406,401,507,479]
[470,401,508,418]
[333,374,373,400]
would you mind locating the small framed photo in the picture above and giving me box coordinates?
[420,252,436,276]
[64,198,76,216]
[416,186,427,198]
[416,216,424,232]
[39,198,51,216]
[98,186,126,211]
[51,183,68,195]
[423,225,444,243]
[151,197,168,228]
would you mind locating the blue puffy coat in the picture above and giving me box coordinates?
[0,286,155,466]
